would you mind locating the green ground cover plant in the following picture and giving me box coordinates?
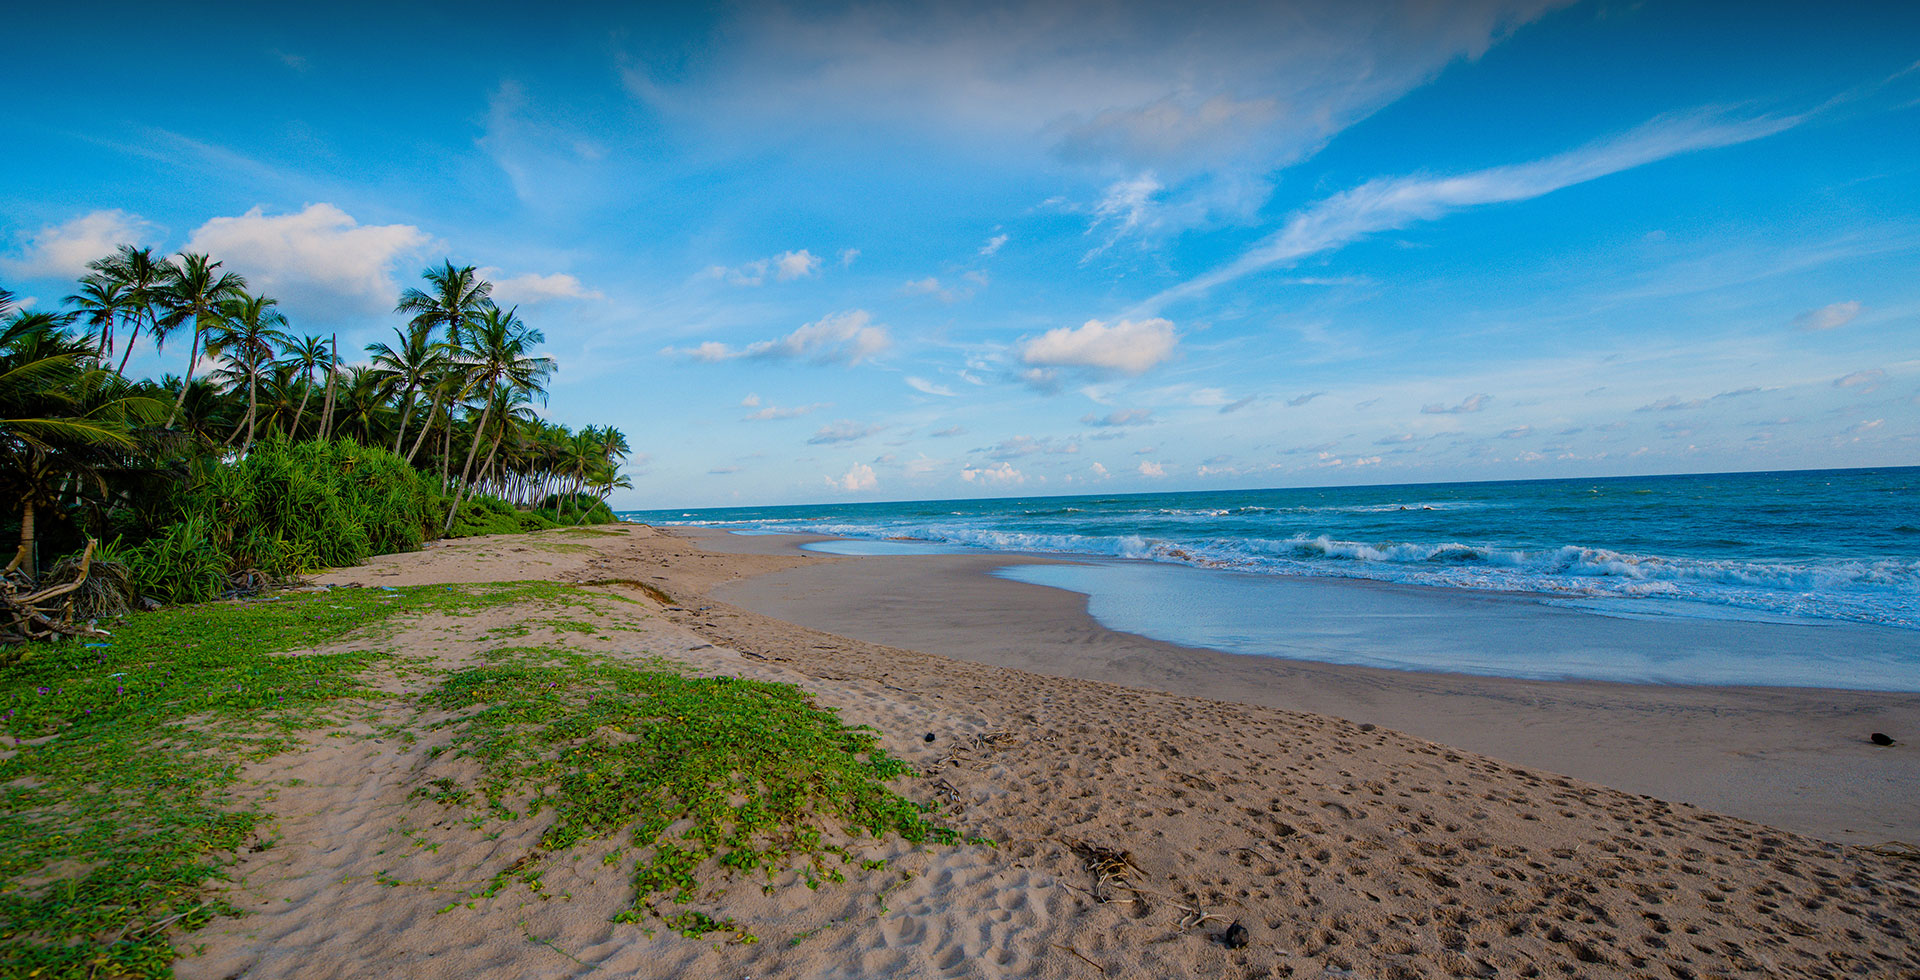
[421,645,956,941]
[0,581,580,978]
[0,579,958,972]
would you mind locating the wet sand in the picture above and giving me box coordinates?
[702,528,1920,844]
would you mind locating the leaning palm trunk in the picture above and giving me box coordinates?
[291,381,314,439]
[391,385,418,455]
[167,322,205,427]
[442,399,495,534]
[406,393,441,464]
[6,500,35,578]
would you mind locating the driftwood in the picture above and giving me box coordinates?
[1,540,122,645]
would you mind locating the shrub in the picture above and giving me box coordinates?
[117,438,433,601]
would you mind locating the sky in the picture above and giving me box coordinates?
[4,0,1917,509]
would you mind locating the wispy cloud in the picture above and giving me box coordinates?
[665,310,891,366]
[1793,300,1862,331]
[1421,393,1492,415]
[808,420,885,445]
[906,376,956,397]
[705,248,822,286]
[1081,409,1153,427]
[1145,109,1801,310]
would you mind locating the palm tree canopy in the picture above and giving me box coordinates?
[395,261,494,346]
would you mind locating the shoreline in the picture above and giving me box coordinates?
[691,526,1920,844]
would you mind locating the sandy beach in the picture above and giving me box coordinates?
[178,524,1920,979]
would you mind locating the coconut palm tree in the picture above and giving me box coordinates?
[156,253,248,425]
[279,335,330,438]
[66,275,132,362]
[1,312,160,576]
[205,294,292,450]
[441,306,553,533]
[395,261,493,348]
[367,320,448,456]
[89,245,170,377]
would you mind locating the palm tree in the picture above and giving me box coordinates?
[279,335,330,438]
[156,253,247,425]
[89,245,170,377]
[66,276,131,362]
[205,294,292,450]
[395,261,493,348]
[2,312,161,576]
[442,306,553,534]
[367,320,447,455]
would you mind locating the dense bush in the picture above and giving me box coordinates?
[441,492,562,538]
[117,438,433,603]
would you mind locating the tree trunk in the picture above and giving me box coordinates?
[167,318,204,427]
[318,334,338,441]
[406,392,440,464]
[243,365,260,450]
[441,398,495,534]
[114,317,140,377]
[291,379,314,440]
[5,499,33,578]
[391,384,417,455]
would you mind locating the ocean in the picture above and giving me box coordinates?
[624,467,1919,632]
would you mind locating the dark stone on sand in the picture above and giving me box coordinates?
[1219,921,1250,949]
[1870,732,1895,746]
[1358,723,1377,732]
[924,732,937,743]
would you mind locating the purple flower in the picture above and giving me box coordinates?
[116,686,125,695]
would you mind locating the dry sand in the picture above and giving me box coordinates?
[178,524,1920,979]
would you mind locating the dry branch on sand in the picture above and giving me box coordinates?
[1,540,133,646]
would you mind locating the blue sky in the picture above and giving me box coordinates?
[5,0,1916,508]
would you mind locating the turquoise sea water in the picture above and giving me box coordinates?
[625,467,1920,633]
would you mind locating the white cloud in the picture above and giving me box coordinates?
[1090,462,1110,478]
[808,420,883,444]
[666,310,891,365]
[906,376,956,397]
[1793,300,1862,331]
[1022,317,1177,375]
[838,248,860,267]
[831,462,878,492]
[1081,409,1153,427]
[961,461,1025,485]
[983,435,1079,460]
[707,248,823,285]
[979,234,1008,256]
[481,269,604,304]
[741,393,761,407]
[2,210,161,280]
[744,402,825,420]
[1137,461,1166,478]
[1421,393,1493,414]
[776,249,822,280]
[187,204,431,317]
[1833,369,1885,392]
[1150,109,1801,309]
[929,425,965,438]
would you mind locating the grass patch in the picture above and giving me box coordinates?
[0,581,589,978]
[420,645,954,939]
